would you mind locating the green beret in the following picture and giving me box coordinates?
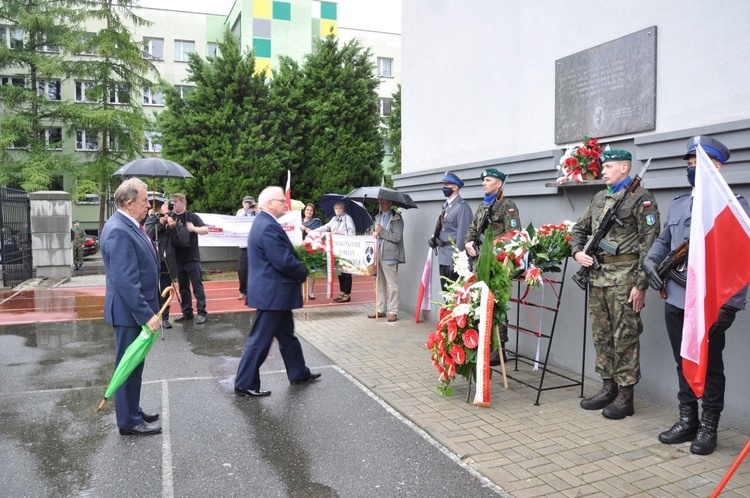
[480,168,507,182]
[600,149,632,163]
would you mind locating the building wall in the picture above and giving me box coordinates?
[397,1,750,431]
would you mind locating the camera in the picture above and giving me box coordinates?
[168,201,175,211]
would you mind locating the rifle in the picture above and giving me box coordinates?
[572,158,652,290]
[428,210,443,256]
[655,240,689,299]
[467,202,493,271]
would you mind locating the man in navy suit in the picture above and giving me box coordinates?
[234,186,321,397]
[101,178,163,435]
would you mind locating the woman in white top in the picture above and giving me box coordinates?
[315,202,355,302]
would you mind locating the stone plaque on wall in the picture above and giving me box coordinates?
[555,26,657,144]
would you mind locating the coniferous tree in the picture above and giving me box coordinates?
[387,84,401,175]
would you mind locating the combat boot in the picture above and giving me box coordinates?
[580,379,618,410]
[658,404,699,444]
[691,412,720,455]
[602,385,634,419]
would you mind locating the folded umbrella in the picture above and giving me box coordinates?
[344,186,418,209]
[318,194,374,234]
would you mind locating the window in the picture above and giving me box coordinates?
[1,26,24,49]
[107,130,130,151]
[379,98,392,117]
[46,127,63,149]
[143,131,162,153]
[108,84,130,104]
[75,130,98,151]
[377,57,393,78]
[36,34,60,53]
[38,79,62,100]
[207,42,218,58]
[143,37,164,59]
[142,87,164,105]
[175,85,193,98]
[383,138,392,156]
[174,40,195,62]
[76,32,96,56]
[77,193,100,205]
[9,136,29,149]
[1,76,24,87]
[75,81,96,102]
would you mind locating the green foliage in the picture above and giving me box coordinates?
[387,84,401,174]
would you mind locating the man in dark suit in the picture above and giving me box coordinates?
[234,186,321,397]
[100,178,163,436]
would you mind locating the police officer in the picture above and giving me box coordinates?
[570,150,660,419]
[429,172,473,292]
[72,219,85,271]
[464,168,520,363]
[643,136,749,455]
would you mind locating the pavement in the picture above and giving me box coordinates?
[2,272,750,497]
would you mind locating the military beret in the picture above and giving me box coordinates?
[73,219,79,223]
[600,149,632,163]
[480,168,507,182]
[242,196,255,203]
[441,171,464,188]
[682,135,730,163]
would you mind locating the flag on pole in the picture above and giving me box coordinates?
[285,170,292,210]
[681,145,750,397]
[415,248,432,323]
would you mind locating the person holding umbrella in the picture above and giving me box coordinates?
[100,178,162,436]
[315,201,356,302]
[369,198,405,322]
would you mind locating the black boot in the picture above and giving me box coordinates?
[691,412,720,455]
[602,385,634,419]
[658,404,699,444]
[580,379,618,410]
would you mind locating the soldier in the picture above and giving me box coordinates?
[570,150,660,419]
[464,168,520,364]
[72,219,85,271]
[429,171,473,292]
[643,136,749,455]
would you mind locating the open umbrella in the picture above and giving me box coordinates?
[344,186,418,209]
[113,156,194,210]
[318,194,374,234]
[97,287,175,412]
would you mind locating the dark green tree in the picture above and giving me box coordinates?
[387,84,401,175]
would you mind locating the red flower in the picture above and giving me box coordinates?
[426,332,439,350]
[450,345,466,365]
[445,360,456,377]
[439,307,450,321]
[447,319,458,342]
[456,313,467,328]
[463,329,479,349]
[306,247,314,254]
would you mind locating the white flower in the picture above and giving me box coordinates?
[454,251,473,279]
[453,302,471,317]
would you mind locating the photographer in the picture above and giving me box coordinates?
[171,193,210,324]
[145,200,189,329]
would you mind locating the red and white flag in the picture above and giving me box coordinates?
[415,249,432,323]
[284,170,292,210]
[682,145,750,397]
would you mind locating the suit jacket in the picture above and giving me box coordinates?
[247,210,308,311]
[101,211,160,326]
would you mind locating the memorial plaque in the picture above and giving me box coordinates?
[555,26,657,144]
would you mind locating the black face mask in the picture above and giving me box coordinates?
[441,187,454,197]
[687,166,696,187]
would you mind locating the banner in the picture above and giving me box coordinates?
[331,234,377,276]
[197,211,302,247]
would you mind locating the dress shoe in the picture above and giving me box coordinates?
[196,315,206,324]
[174,315,193,322]
[234,386,271,397]
[162,319,172,329]
[308,294,316,300]
[367,312,387,318]
[119,421,162,436]
[140,411,160,423]
[337,294,351,303]
[387,314,398,322]
[237,293,246,300]
[290,373,322,385]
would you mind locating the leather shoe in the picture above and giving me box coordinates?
[119,421,162,436]
[237,293,246,300]
[387,314,398,322]
[290,373,321,385]
[196,315,206,324]
[141,411,160,423]
[162,320,172,329]
[174,315,193,322]
[367,312,387,318]
[235,386,271,397]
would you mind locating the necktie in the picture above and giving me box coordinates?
[139,225,157,256]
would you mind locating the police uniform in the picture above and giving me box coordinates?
[644,135,749,455]
[432,172,473,291]
[570,149,660,418]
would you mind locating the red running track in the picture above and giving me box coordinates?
[0,275,376,326]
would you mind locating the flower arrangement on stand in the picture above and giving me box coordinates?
[557,136,603,184]
[296,232,328,276]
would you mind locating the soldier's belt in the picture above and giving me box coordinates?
[600,254,639,264]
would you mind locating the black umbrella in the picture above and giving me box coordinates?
[318,194,374,234]
[344,186,418,209]
[113,156,194,210]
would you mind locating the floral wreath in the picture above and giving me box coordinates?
[557,136,603,184]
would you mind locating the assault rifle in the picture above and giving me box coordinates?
[655,240,689,299]
[428,210,443,256]
[572,158,652,290]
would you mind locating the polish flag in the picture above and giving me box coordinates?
[415,249,432,323]
[284,170,292,210]
[682,145,750,397]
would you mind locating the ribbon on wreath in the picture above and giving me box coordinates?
[468,280,494,408]
[556,167,585,185]
[325,233,335,299]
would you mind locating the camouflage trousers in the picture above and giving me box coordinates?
[588,284,643,386]
[73,245,84,266]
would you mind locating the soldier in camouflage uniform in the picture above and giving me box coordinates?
[570,150,660,420]
[72,220,85,271]
[464,168,521,362]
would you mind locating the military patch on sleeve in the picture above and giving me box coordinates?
[510,219,518,228]
[508,208,515,213]
[643,200,652,208]
[645,214,656,226]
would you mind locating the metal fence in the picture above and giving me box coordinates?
[0,187,33,288]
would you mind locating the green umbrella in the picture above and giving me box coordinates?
[97,288,174,412]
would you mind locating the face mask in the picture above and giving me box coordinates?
[441,187,454,197]
[686,166,696,187]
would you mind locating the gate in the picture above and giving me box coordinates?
[0,187,33,288]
